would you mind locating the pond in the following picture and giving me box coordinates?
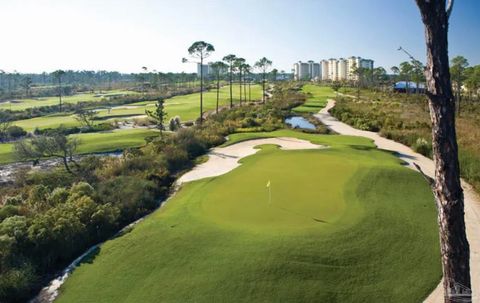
[285,116,316,130]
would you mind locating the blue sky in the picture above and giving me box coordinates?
[0,0,478,73]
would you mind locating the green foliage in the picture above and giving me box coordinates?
[168,116,181,131]
[146,98,167,133]
[413,138,432,157]
[5,125,26,139]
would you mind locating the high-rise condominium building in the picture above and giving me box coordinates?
[338,58,348,80]
[328,58,338,81]
[308,61,321,80]
[197,63,210,77]
[293,61,311,80]
[293,56,374,81]
[321,60,329,80]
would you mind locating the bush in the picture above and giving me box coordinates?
[0,206,20,222]
[413,138,432,157]
[0,264,38,303]
[162,145,189,171]
[6,126,26,139]
[97,176,157,223]
[173,128,208,158]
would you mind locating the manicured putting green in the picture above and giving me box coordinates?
[293,85,334,113]
[202,146,353,229]
[56,131,441,303]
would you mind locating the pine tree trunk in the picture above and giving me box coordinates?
[200,57,204,124]
[229,69,233,108]
[415,1,471,302]
[216,75,220,114]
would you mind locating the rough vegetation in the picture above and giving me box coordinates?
[330,89,480,191]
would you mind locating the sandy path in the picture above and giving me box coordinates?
[315,99,480,303]
[177,137,324,184]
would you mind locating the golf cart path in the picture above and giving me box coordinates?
[177,137,324,184]
[316,99,480,303]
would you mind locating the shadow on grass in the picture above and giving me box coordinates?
[77,246,101,266]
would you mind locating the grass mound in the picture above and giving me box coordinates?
[56,132,441,303]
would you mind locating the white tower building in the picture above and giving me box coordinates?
[337,58,348,81]
[321,60,329,80]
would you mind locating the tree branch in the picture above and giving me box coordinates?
[413,162,435,188]
[446,0,454,19]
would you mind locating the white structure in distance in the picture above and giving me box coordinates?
[294,56,374,81]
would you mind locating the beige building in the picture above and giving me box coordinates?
[338,58,348,81]
[294,56,374,81]
[328,58,338,81]
[293,61,320,80]
[293,61,310,80]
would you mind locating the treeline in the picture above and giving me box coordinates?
[0,83,304,302]
[0,70,200,100]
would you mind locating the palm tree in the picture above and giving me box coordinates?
[52,70,65,112]
[210,61,228,113]
[254,57,272,104]
[222,54,237,108]
[187,41,215,124]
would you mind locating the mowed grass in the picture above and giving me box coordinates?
[0,128,157,164]
[293,85,334,113]
[10,85,262,131]
[56,130,441,303]
[162,84,263,121]
[0,90,138,111]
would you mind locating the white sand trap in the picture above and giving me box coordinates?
[177,137,325,184]
[316,99,480,303]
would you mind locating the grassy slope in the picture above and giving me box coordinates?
[56,130,441,303]
[10,85,262,131]
[292,85,334,113]
[163,84,263,121]
[0,90,138,111]
[0,128,157,164]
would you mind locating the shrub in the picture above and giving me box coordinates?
[97,176,157,223]
[0,206,20,222]
[6,126,27,139]
[168,116,182,131]
[0,263,38,303]
[162,145,189,171]
[413,138,432,157]
[173,128,208,158]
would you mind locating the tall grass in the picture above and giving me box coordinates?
[331,90,480,191]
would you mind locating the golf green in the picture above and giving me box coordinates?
[56,132,441,303]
